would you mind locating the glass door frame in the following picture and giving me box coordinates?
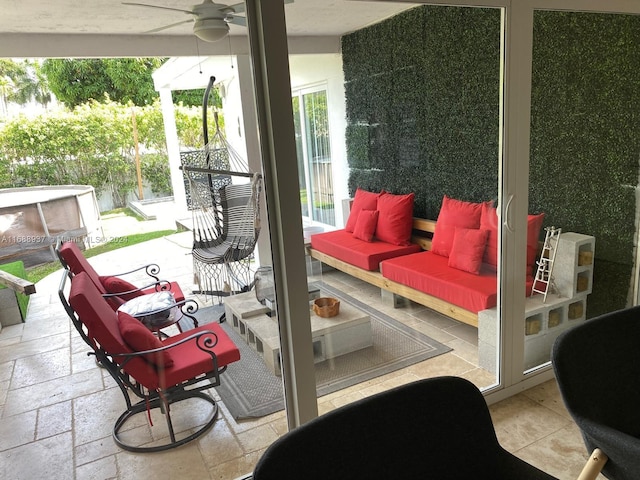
[244,0,640,428]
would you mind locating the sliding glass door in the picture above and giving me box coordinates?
[292,87,335,227]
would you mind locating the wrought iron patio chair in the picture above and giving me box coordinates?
[59,269,240,452]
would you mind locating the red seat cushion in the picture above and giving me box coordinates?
[160,323,240,389]
[382,251,534,313]
[382,251,498,313]
[375,192,415,246]
[311,229,421,271]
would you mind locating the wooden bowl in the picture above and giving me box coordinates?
[313,297,340,318]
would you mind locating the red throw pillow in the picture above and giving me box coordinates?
[352,209,379,242]
[480,203,499,268]
[375,192,415,246]
[345,188,382,233]
[100,276,141,301]
[117,311,174,368]
[527,213,545,273]
[479,205,545,272]
[448,228,489,275]
[431,196,490,258]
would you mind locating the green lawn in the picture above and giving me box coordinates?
[27,230,177,284]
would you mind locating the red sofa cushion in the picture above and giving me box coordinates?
[353,209,379,242]
[375,192,415,246]
[448,228,489,275]
[345,188,382,233]
[381,251,498,313]
[311,229,421,271]
[480,205,545,274]
[431,196,490,258]
[382,251,535,313]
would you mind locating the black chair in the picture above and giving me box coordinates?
[252,376,556,480]
[552,306,640,480]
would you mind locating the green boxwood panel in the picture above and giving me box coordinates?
[343,7,640,315]
[0,260,30,320]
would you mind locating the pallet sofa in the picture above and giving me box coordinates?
[309,190,543,328]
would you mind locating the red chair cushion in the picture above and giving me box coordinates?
[352,209,379,242]
[345,188,382,233]
[117,310,174,368]
[160,323,240,389]
[375,192,415,246]
[69,272,159,390]
[431,196,490,258]
[100,276,142,301]
[448,228,489,275]
[59,242,106,294]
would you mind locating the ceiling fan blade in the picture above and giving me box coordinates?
[225,2,246,14]
[122,2,194,15]
[225,0,293,15]
[145,19,194,34]
[227,15,246,27]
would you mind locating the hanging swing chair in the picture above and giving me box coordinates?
[181,76,263,305]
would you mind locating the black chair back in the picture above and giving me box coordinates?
[552,306,640,479]
[253,376,555,480]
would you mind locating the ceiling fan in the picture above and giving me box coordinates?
[123,0,292,42]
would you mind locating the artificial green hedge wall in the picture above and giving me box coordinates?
[342,7,640,316]
[342,6,502,219]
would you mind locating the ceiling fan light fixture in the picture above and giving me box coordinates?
[193,18,229,42]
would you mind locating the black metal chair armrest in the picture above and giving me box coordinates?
[104,263,161,283]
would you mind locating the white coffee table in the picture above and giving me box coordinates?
[224,292,372,376]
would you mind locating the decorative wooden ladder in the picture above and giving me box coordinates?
[531,227,562,302]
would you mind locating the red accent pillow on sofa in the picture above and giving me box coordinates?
[527,213,545,273]
[448,228,489,275]
[353,209,379,242]
[480,205,545,273]
[375,192,415,246]
[431,196,489,258]
[345,188,382,233]
[480,203,500,268]
[117,311,174,368]
[100,276,141,301]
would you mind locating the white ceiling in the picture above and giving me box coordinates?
[0,0,419,57]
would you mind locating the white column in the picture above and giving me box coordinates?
[158,87,187,215]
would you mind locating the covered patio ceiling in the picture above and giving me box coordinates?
[0,0,419,58]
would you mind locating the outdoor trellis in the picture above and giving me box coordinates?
[181,76,263,305]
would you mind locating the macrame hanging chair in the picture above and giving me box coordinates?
[181,76,263,305]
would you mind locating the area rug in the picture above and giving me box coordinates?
[193,282,451,420]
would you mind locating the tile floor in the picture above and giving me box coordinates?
[0,226,604,479]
